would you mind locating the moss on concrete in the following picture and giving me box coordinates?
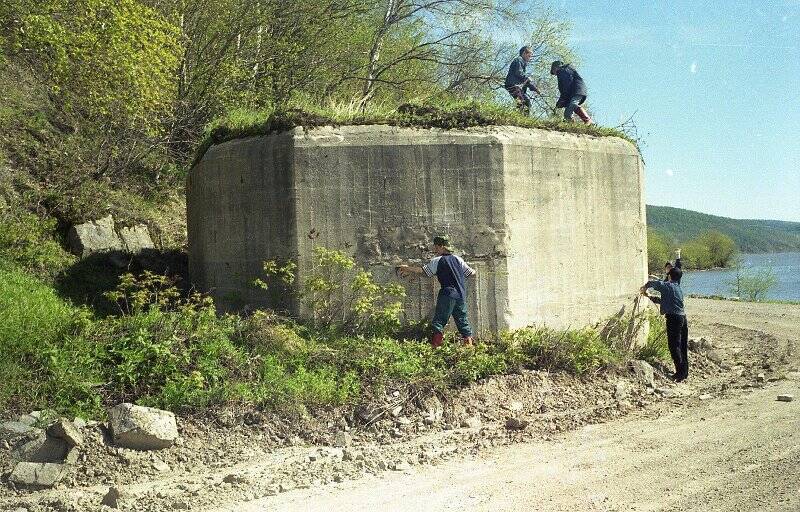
[194,101,634,167]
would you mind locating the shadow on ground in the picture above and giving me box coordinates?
[55,248,189,315]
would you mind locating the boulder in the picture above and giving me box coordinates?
[461,416,482,429]
[47,419,84,447]
[629,360,655,388]
[108,403,179,450]
[119,225,154,253]
[67,215,123,257]
[332,431,352,448]
[9,462,66,488]
[13,434,70,463]
[0,421,37,439]
[505,417,529,430]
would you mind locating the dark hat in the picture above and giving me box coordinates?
[433,235,450,247]
[551,60,563,68]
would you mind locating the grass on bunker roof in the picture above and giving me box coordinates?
[194,100,633,166]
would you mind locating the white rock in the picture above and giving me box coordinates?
[9,462,65,488]
[461,416,482,429]
[119,225,154,253]
[47,419,84,447]
[392,460,412,471]
[698,394,713,400]
[108,403,179,450]
[333,431,352,448]
[421,395,444,423]
[0,421,36,438]
[614,381,629,400]
[13,434,70,463]
[629,360,655,388]
[67,215,123,257]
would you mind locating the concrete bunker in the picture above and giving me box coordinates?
[187,125,647,333]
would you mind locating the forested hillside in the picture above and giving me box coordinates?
[647,205,800,253]
[0,0,582,237]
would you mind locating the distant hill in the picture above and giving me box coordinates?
[646,205,800,253]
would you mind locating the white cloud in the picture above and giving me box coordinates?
[690,62,698,73]
[665,169,675,177]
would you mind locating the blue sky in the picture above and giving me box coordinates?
[538,0,800,222]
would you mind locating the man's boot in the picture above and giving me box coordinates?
[462,336,474,346]
[575,106,593,125]
[430,332,444,348]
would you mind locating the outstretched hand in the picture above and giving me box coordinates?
[397,265,412,278]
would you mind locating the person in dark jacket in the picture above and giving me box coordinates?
[550,60,592,124]
[505,46,540,114]
[641,267,689,381]
[397,236,477,348]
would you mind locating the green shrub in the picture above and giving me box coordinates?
[0,210,74,277]
[195,101,633,166]
[502,326,616,374]
[99,272,247,409]
[257,247,406,337]
[636,311,670,364]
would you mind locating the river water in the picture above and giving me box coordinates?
[681,252,800,301]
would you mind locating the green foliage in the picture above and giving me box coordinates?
[501,327,616,374]
[0,209,74,277]
[651,229,739,270]
[681,238,713,269]
[693,230,737,268]
[647,227,674,273]
[257,247,406,337]
[635,311,670,364]
[0,267,97,414]
[728,258,778,301]
[2,259,659,418]
[647,205,800,254]
[3,0,180,132]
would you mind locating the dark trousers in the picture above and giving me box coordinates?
[665,314,689,379]
[431,291,472,337]
[506,86,531,113]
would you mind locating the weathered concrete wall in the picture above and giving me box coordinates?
[188,125,646,332]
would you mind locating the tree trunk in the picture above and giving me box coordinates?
[359,0,398,110]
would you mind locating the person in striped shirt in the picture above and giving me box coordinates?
[397,236,477,348]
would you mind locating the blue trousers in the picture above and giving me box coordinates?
[431,291,473,337]
[564,94,586,121]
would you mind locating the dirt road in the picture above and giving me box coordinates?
[221,298,800,512]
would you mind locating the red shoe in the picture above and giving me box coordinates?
[430,332,444,348]
[575,106,593,125]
